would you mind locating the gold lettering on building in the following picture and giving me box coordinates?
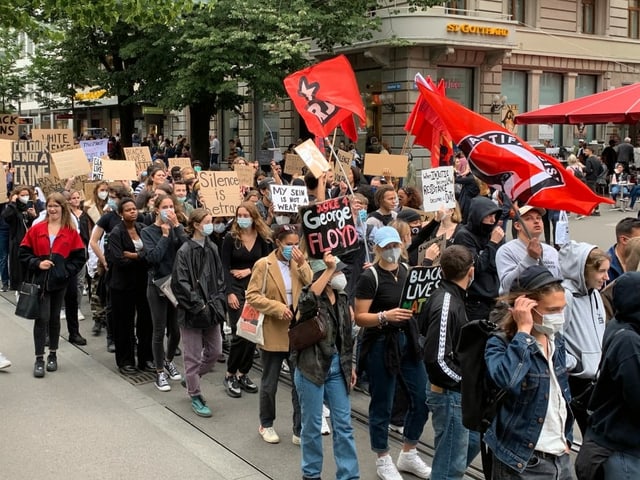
[446,23,509,37]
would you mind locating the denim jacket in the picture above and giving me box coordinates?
[484,332,574,473]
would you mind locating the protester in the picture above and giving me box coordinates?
[606,217,640,283]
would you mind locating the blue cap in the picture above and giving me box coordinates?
[374,226,402,248]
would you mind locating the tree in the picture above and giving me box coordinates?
[0,31,27,112]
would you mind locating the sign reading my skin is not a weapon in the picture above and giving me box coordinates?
[421,166,456,211]
[197,170,242,218]
[398,265,442,315]
[12,140,50,186]
[300,196,359,259]
[270,184,309,213]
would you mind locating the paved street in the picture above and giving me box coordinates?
[0,204,630,480]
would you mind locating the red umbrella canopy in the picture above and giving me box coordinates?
[515,83,640,125]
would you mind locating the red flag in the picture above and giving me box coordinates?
[284,55,365,142]
[404,75,453,167]
[415,78,612,215]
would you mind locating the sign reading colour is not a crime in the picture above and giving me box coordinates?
[12,140,50,186]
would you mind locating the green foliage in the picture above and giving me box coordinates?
[0,31,27,112]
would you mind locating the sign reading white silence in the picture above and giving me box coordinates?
[270,184,309,213]
[421,166,455,211]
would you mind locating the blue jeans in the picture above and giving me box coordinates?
[603,451,640,479]
[366,333,428,453]
[611,185,630,202]
[492,451,574,479]
[426,383,480,480]
[294,354,359,480]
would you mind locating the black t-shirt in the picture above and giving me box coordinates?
[96,211,121,234]
[355,263,408,314]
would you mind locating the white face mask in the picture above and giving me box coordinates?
[532,311,565,336]
[381,247,401,264]
[97,191,109,200]
[330,273,347,292]
[18,195,30,204]
[275,215,290,225]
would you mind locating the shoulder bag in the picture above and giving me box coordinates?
[236,268,268,345]
[15,275,43,320]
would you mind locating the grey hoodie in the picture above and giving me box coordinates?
[558,241,606,379]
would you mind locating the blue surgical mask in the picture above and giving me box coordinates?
[160,210,169,222]
[176,196,187,203]
[107,199,118,211]
[212,223,226,234]
[282,245,294,261]
[202,223,214,236]
[194,166,202,173]
[237,218,253,229]
[358,209,368,224]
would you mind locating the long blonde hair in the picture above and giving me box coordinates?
[229,201,273,245]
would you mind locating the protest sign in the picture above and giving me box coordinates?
[123,146,152,172]
[83,181,102,200]
[197,170,242,217]
[363,153,408,178]
[168,157,192,169]
[234,164,255,187]
[12,140,50,186]
[398,266,442,314]
[284,153,305,176]
[101,160,137,181]
[51,148,91,178]
[0,139,12,162]
[91,156,106,180]
[38,174,88,197]
[31,129,74,152]
[270,184,309,213]
[421,166,455,211]
[300,196,359,259]
[334,149,353,182]
[0,114,19,140]
[294,139,330,178]
[417,234,447,266]
[0,175,6,202]
[80,139,108,160]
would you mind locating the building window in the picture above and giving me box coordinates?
[508,0,525,24]
[630,0,640,39]
[444,0,467,15]
[437,67,474,109]
[582,0,595,34]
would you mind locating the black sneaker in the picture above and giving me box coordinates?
[237,374,258,393]
[46,354,58,372]
[34,359,45,378]
[223,375,242,398]
[69,334,87,346]
[1,283,8,292]
[91,321,102,336]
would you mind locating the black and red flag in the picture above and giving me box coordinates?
[414,76,612,215]
[284,55,365,142]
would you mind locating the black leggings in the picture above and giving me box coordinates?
[33,288,66,356]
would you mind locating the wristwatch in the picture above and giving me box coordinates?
[377,311,388,327]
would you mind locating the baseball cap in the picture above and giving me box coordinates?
[510,265,562,293]
[258,177,275,190]
[374,226,402,248]
[309,256,346,275]
[397,208,421,223]
[518,205,546,217]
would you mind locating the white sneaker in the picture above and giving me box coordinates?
[281,360,290,373]
[77,309,85,320]
[376,455,403,480]
[397,448,432,479]
[388,423,404,435]
[322,404,330,417]
[0,352,11,369]
[60,309,66,320]
[259,425,280,444]
[321,415,331,435]
[292,434,301,446]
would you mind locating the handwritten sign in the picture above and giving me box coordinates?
[197,170,242,217]
[31,129,74,152]
[123,146,152,172]
[0,114,19,140]
[417,234,447,266]
[334,149,353,182]
[80,139,108,160]
[234,164,255,187]
[270,184,309,213]
[300,196,359,259]
[101,159,137,181]
[294,139,330,178]
[398,266,442,314]
[363,153,408,178]
[38,174,88,196]
[168,157,192,169]
[12,140,50,186]
[91,156,106,180]
[284,153,305,176]
[0,139,12,162]
[421,166,455,211]
[51,148,91,178]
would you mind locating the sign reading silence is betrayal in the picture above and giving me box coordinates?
[398,266,442,315]
[12,140,50,185]
[300,196,359,259]
[197,170,242,217]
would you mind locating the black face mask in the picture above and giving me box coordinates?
[479,223,495,236]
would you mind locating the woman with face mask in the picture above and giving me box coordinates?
[222,202,274,399]
[354,226,432,480]
[485,265,574,479]
[245,224,312,444]
[292,251,359,480]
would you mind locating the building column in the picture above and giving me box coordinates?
[563,72,578,145]
[527,70,542,141]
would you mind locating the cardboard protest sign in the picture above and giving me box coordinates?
[12,140,50,186]
[234,164,255,187]
[421,166,455,211]
[334,149,353,182]
[80,139,108,160]
[0,139,12,162]
[123,146,152,172]
[91,156,106,180]
[197,170,242,217]
[84,181,102,200]
[168,157,192,169]
[284,153,305,176]
[417,234,447,266]
[101,159,137,181]
[0,114,19,140]
[51,148,91,179]
[398,266,442,314]
[0,175,7,202]
[294,139,330,178]
[31,129,74,152]
[38,174,88,197]
[270,184,309,213]
[363,153,408,178]
[300,196,359,259]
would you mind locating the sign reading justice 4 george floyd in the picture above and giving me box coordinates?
[300,196,359,259]
[398,266,442,314]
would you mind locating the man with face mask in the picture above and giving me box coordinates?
[453,196,505,320]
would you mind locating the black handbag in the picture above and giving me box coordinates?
[288,310,327,352]
[15,281,41,319]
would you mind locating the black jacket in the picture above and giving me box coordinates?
[587,272,640,456]
[171,237,226,329]
[584,155,603,182]
[422,280,468,391]
[106,221,148,291]
[141,223,189,283]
